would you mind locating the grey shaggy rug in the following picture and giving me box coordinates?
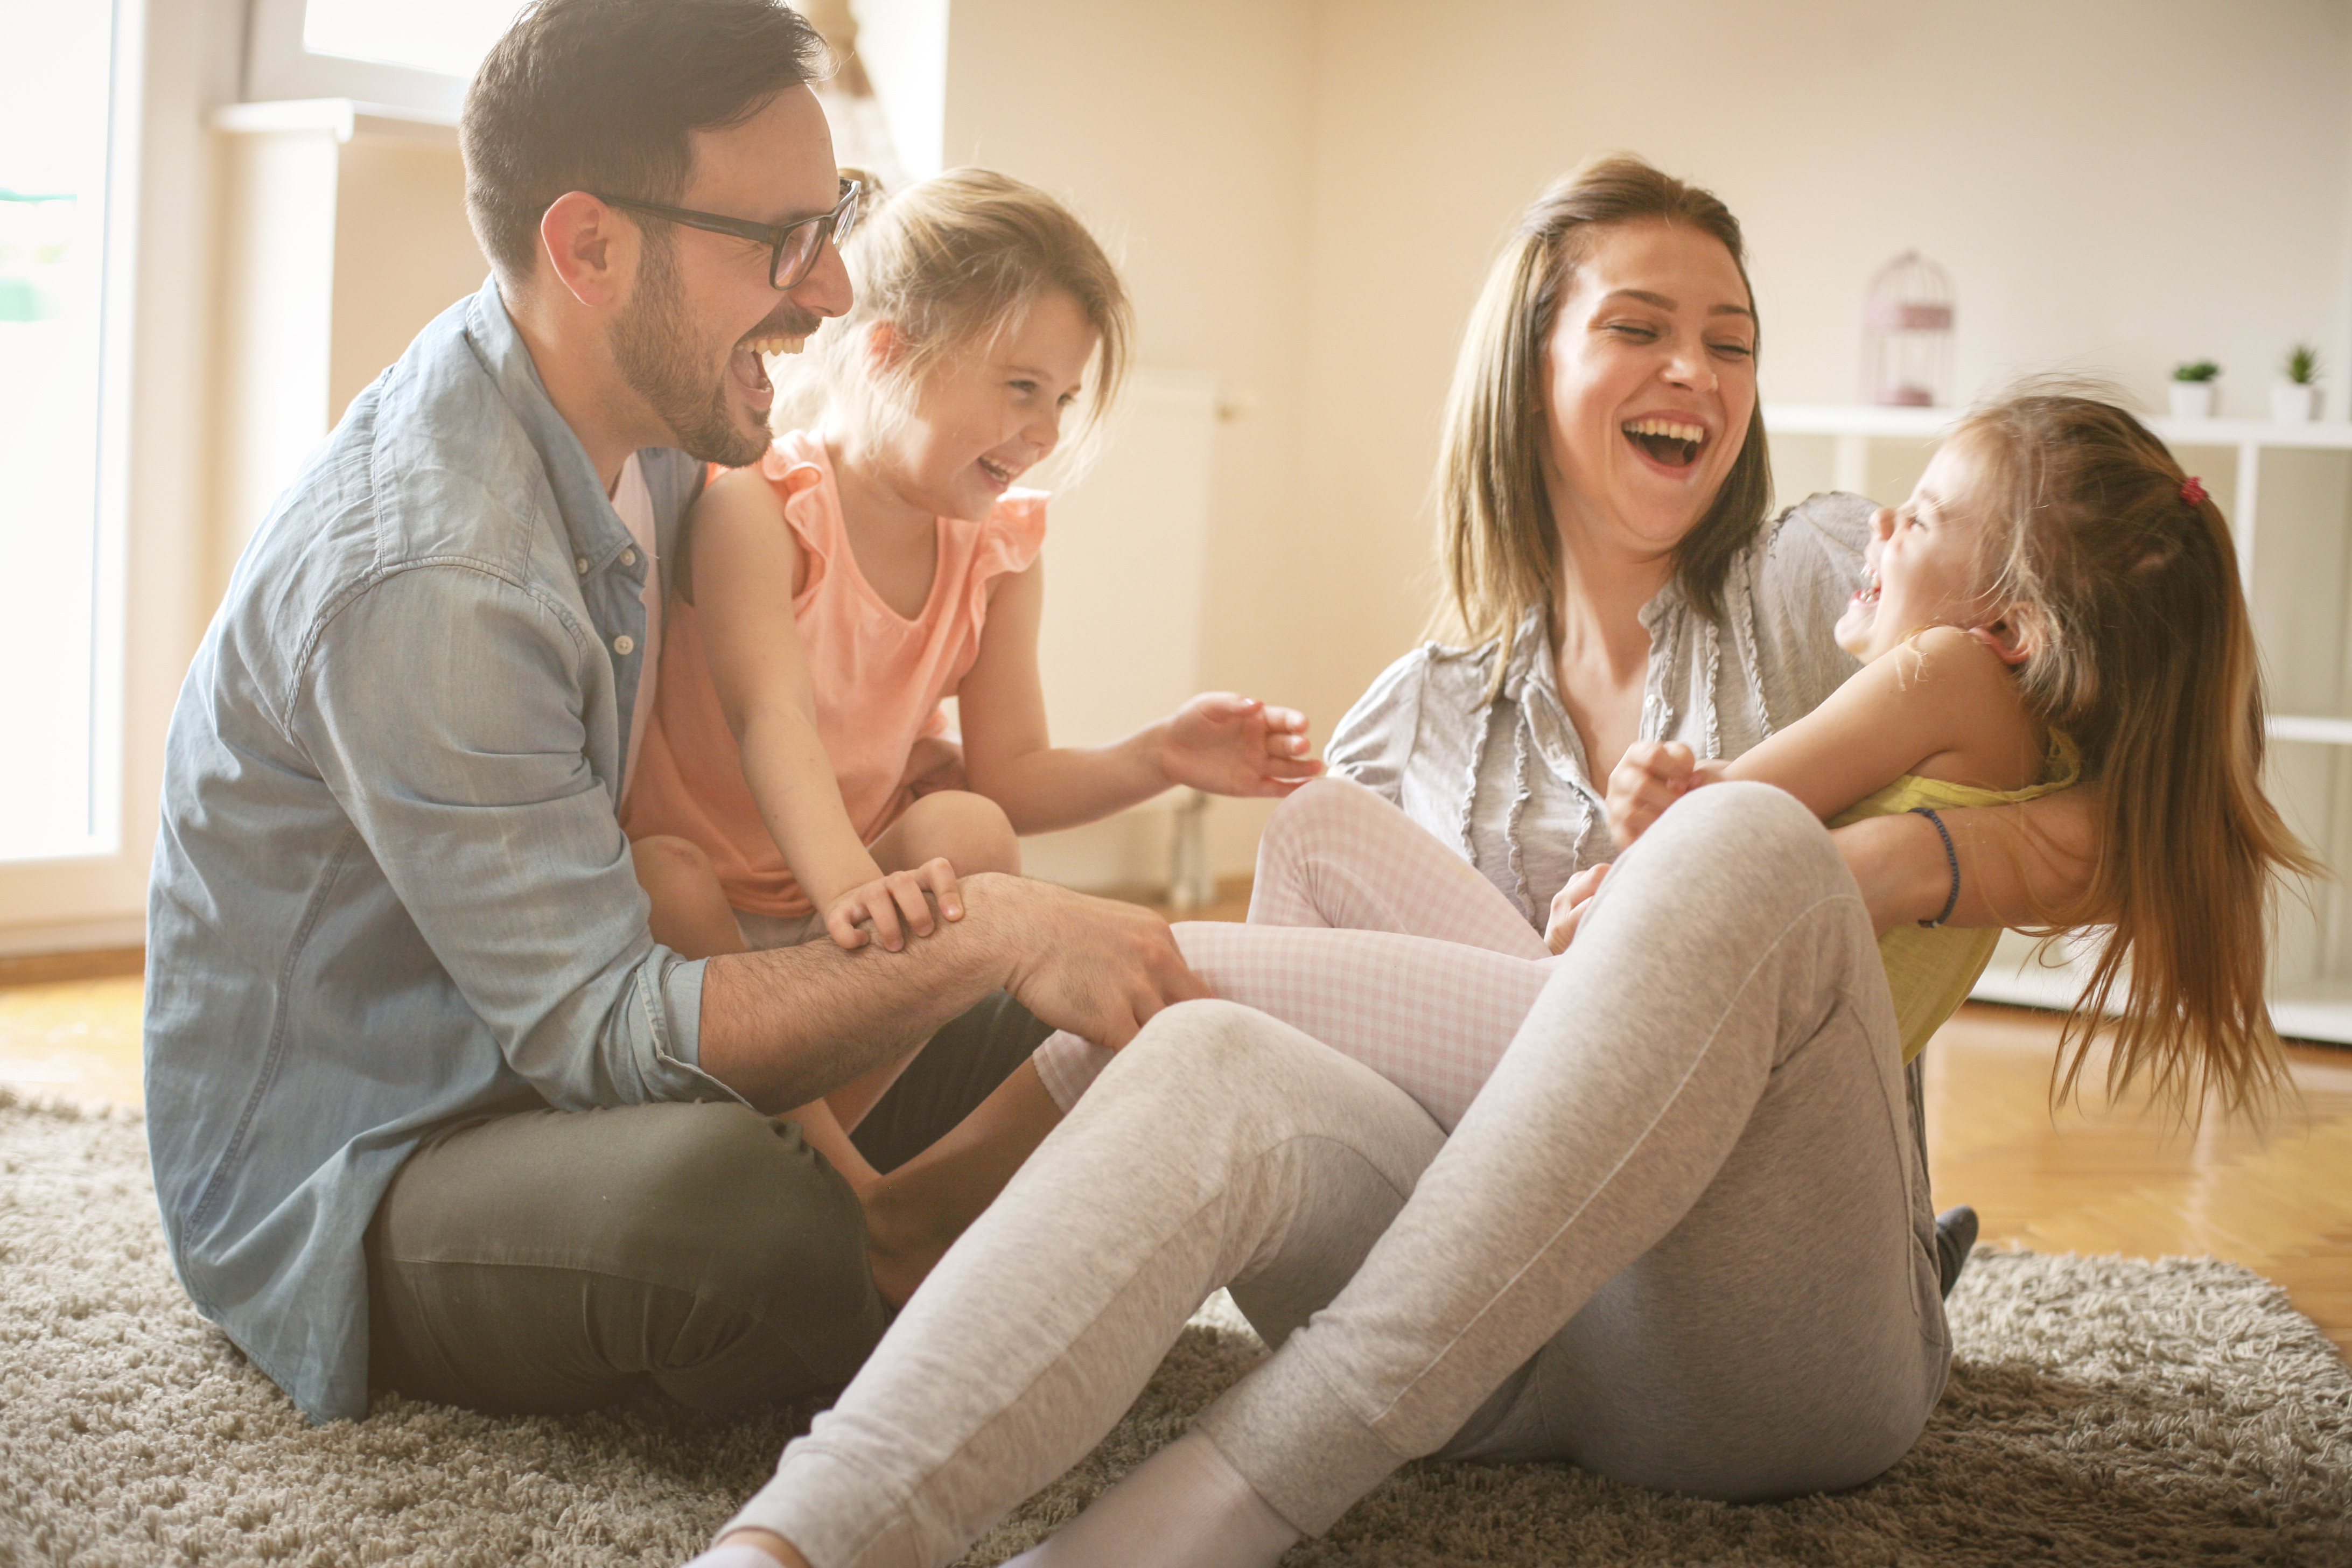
[4,1090,2349,1568]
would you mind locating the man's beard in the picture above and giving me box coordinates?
[610,233,769,468]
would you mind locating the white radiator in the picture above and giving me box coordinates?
[1020,365,1221,893]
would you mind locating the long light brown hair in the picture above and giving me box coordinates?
[1436,155,1772,670]
[1959,389,2316,1122]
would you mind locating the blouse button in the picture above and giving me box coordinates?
[620,547,639,567]
[612,634,636,656]
[575,556,590,575]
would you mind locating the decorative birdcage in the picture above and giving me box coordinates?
[1860,251,1954,407]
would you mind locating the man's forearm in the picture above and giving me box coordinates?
[697,879,1015,1111]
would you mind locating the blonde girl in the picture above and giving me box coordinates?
[1606,389,2313,1119]
[620,169,1319,1187]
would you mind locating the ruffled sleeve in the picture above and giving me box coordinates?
[762,434,837,606]
[961,488,1048,626]
[1326,645,1439,806]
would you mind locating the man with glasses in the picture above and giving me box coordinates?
[144,0,1200,1427]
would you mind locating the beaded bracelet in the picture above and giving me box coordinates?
[1908,806,1961,928]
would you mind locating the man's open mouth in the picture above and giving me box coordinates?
[1622,417,1707,468]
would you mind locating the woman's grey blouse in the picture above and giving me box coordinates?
[1327,492,1875,925]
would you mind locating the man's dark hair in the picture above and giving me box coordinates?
[461,0,828,285]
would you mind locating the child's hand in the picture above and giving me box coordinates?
[1158,693,1325,797]
[823,858,965,952]
[1605,740,1726,846]
[1544,862,1611,953]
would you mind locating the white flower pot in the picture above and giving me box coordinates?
[2273,382,2322,423]
[2169,381,2218,419]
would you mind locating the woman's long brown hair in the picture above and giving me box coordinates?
[1962,390,2318,1122]
[1434,155,1772,678]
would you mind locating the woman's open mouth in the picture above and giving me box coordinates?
[1622,417,1707,468]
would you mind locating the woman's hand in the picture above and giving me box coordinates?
[1157,692,1325,797]
[1544,862,1612,953]
[822,858,965,951]
[1605,740,1725,845]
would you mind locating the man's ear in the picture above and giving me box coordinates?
[1970,603,2043,668]
[539,192,629,309]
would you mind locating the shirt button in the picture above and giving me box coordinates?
[612,634,636,656]
[575,555,590,575]
[620,547,638,567]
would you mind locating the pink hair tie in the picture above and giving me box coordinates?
[2181,475,2208,506]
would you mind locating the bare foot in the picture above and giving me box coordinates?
[860,1166,953,1310]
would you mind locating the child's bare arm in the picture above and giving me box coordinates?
[1606,627,2034,848]
[957,562,1321,833]
[692,470,948,949]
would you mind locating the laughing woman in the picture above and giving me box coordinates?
[692,157,2104,1568]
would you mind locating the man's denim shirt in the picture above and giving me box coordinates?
[145,278,734,1423]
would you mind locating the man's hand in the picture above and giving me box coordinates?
[1606,740,1725,846]
[1543,862,1611,953]
[821,858,963,952]
[1157,692,1324,798]
[979,877,1210,1046]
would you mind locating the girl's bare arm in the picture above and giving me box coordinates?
[690,468,887,907]
[1608,628,2038,844]
[956,562,1318,834]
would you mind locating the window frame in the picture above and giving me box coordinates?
[0,0,227,954]
[241,0,468,120]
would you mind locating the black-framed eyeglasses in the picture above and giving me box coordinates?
[594,176,863,290]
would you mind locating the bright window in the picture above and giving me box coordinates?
[0,0,118,862]
[300,0,520,83]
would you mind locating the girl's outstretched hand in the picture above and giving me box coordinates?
[823,858,965,952]
[1158,692,1325,797]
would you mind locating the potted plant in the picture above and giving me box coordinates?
[2273,344,2323,423]
[2170,360,2221,419]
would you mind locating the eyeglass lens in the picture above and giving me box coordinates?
[771,184,860,290]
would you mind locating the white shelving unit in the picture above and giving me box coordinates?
[1764,403,2352,1045]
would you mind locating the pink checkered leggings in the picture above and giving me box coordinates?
[1030,778,1563,1131]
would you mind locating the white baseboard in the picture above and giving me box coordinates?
[0,915,146,959]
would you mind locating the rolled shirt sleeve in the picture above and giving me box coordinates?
[294,561,722,1109]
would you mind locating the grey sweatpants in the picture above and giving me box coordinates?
[726,783,1950,1565]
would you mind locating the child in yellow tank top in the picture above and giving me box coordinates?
[1606,391,2308,1119]
[1825,731,2078,1061]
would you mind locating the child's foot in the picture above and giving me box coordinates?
[1935,1204,1979,1299]
[1001,1427,1299,1568]
[859,1167,955,1309]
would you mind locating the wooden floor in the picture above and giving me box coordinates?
[5,940,2347,1359]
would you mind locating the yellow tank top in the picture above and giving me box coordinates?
[1828,731,2081,1062]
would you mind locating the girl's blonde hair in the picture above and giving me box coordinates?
[1957,388,2318,1122]
[1436,155,1772,667]
[779,167,1132,472]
